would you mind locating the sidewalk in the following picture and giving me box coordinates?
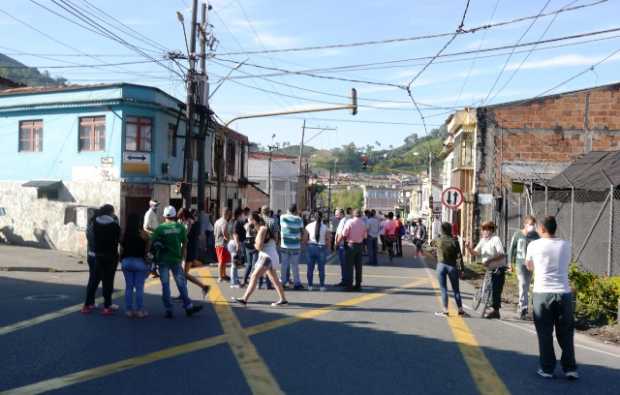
[0,244,86,272]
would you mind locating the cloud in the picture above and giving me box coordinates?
[252,32,300,48]
[506,53,620,71]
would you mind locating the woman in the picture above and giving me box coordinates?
[81,209,101,314]
[431,222,465,317]
[120,214,150,318]
[466,221,506,319]
[305,212,330,291]
[242,215,258,287]
[178,208,210,298]
[232,212,288,307]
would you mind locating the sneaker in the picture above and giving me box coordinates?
[307,285,314,291]
[125,311,135,318]
[565,371,579,381]
[185,305,203,317]
[85,304,97,310]
[230,284,241,289]
[484,310,501,319]
[537,369,554,379]
[458,309,468,317]
[135,310,149,319]
[271,300,289,307]
[101,308,114,316]
[109,304,120,311]
[232,297,247,306]
[80,305,93,314]
[319,286,327,292]
[434,311,449,318]
[520,310,528,320]
[217,277,224,283]
[202,285,210,299]
[222,275,231,282]
[164,310,174,319]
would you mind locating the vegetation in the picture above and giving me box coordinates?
[569,264,620,327]
[0,54,67,87]
[318,187,363,210]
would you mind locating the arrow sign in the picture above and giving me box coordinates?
[123,152,151,174]
[127,155,147,161]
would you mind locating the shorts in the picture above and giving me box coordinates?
[254,251,273,270]
[215,246,231,264]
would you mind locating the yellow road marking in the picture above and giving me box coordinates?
[424,265,511,395]
[1,275,427,395]
[0,278,159,336]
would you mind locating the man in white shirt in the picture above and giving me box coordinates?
[366,210,380,266]
[143,200,160,236]
[334,208,351,286]
[526,216,578,380]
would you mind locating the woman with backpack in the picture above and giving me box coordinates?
[120,213,150,318]
[232,211,288,307]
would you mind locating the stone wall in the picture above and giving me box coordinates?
[0,181,121,255]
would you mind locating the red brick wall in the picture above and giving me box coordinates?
[246,185,269,211]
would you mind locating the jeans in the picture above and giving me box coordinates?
[244,247,258,284]
[230,244,245,286]
[95,254,118,308]
[517,264,533,312]
[533,293,577,374]
[159,263,192,311]
[306,244,327,287]
[436,263,463,310]
[84,254,101,306]
[345,243,363,288]
[367,237,378,265]
[337,245,346,283]
[491,267,506,310]
[121,257,149,311]
[396,235,403,256]
[280,248,301,286]
[205,230,216,264]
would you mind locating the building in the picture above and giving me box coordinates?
[0,77,23,90]
[362,185,400,213]
[247,152,298,211]
[211,124,249,213]
[0,83,248,253]
[439,82,620,248]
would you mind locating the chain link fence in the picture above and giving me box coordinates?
[501,186,619,276]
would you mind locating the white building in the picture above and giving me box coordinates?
[247,152,298,212]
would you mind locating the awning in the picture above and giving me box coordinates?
[547,150,620,191]
[22,180,62,190]
[501,162,570,182]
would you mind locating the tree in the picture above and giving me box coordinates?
[331,187,363,210]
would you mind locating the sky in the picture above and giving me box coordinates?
[1,0,619,150]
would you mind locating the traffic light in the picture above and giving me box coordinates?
[361,155,368,170]
[351,88,358,115]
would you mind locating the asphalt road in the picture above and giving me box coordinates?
[1,244,619,395]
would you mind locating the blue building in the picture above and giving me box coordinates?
[0,83,249,253]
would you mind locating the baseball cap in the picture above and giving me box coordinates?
[163,206,177,218]
[149,199,160,207]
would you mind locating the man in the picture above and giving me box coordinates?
[143,200,160,236]
[508,215,540,320]
[279,203,306,290]
[334,208,350,286]
[339,209,367,291]
[366,209,380,266]
[151,206,202,319]
[414,218,427,257]
[526,216,578,380]
[200,207,216,264]
[92,204,121,315]
[214,208,232,282]
[395,214,404,257]
[230,208,246,288]
[328,208,342,252]
[383,212,397,260]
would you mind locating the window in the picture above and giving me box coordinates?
[18,120,43,152]
[226,142,236,176]
[239,144,246,178]
[79,116,105,151]
[125,116,152,152]
[168,123,177,157]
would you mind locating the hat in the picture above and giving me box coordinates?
[163,206,177,218]
[149,200,160,207]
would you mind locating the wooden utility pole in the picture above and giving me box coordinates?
[197,1,211,215]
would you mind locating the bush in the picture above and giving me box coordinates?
[569,264,620,326]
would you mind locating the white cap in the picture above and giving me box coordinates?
[149,200,160,207]
[163,206,177,218]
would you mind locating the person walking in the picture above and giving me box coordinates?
[305,211,330,291]
[279,204,306,290]
[366,210,380,266]
[81,209,101,314]
[92,204,121,315]
[143,200,160,236]
[260,205,279,289]
[431,222,465,317]
[466,221,506,319]
[525,216,578,380]
[120,214,150,318]
[339,209,367,291]
[177,209,210,297]
[232,212,288,307]
[214,208,232,283]
[508,215,540,320]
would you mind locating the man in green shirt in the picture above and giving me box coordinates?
[151,206,202,318]
[508,215,539,320]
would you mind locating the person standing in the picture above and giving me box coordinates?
[329,209,342,252]
[242,209,258,287]
[508,215,540,320]
[414,218,427,257]
[526,216,578,380]
[279,203,306,290]
[466,221,506,319]
[120,214,150,318]
[200,208,216,264]
[81,209,101,314]
[395,214,404,257]
[178,209,210,297]
[366,210,380,266]
[214,208,232,283]
[230,208,247,288]
[431,222,465,317]
[143,200,160,236]
[382,212,397,261]
[150,206,203,319]
[339,209,367,291]
[92,204,121,315]
[334,208,349,286]
[305,211,330,291]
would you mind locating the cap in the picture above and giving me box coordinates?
[149,200,160,207]
[163,206,177,218]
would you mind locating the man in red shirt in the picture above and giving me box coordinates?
[337,209,367,291]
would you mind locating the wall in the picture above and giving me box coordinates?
[246,185,269,210]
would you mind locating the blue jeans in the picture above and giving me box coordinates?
[121,257,149,311]
[436,262,462,310]
[306,244,327,287]
[280,248,301,286]
[337,245,346,283]
[367,237,378,266]
[244,248,258,284]
[159,263,192,311]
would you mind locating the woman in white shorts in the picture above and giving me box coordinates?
[232,212,288,307]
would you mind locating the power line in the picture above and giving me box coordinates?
[214,0,607,56]
[0,59,165,70]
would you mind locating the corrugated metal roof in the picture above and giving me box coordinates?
[22,180,62,189]
[502,162,570,182]
[547,150,620,190]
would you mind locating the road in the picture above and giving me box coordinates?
[1,244,619,395]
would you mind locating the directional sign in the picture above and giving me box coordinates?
[441,187,464,209]
[123,152,150,174]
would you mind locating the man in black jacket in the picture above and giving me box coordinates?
[93,204,121,315]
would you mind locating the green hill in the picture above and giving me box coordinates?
[0,54,67,87]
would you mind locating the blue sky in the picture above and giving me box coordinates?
[1,0,619,149]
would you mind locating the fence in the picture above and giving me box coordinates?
[499,184,620,276]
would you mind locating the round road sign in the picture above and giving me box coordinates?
[441,187,464,209]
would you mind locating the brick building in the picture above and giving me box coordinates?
[440,82,620,249]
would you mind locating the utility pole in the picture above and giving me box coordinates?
[267,143,278,208]
[196,1,210,216]
[182,0,199,210]
[297,122,336,211]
